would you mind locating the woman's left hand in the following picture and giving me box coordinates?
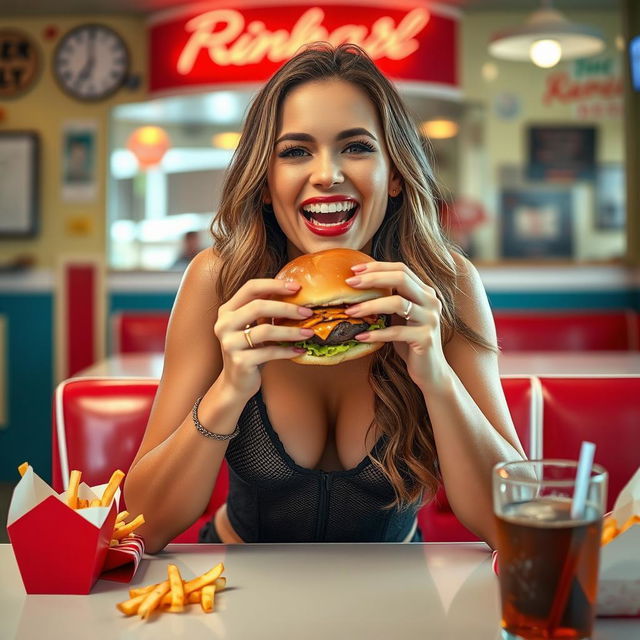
[344,261,450,392]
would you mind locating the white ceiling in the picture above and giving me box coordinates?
[0,0,620,16]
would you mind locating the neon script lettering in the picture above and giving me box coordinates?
[177,7,430,73]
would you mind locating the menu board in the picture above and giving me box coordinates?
[527,125,596,181]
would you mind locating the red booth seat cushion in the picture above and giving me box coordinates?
[494,311,634,352]
[114,312,170,354]
[540,376,640,512]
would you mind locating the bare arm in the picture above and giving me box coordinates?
[123,250,242,553]
[423,253,526,548]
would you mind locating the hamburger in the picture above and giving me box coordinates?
[273,248,391,365]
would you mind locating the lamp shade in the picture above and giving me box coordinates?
[489,6,605,62]
[126,126,170,169]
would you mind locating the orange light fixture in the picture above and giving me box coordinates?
[211,131,242,150]
[420,119,459,140]
[127,126,171,169]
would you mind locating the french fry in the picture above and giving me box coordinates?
[129,583,157,598]
[138,582,171,619]
[18,462,29,476]
[89,498,101,508]
[118,565,227,619]
[110,539,119,547]
[100,469,125,507]
[113,514,145,540]
[114,520,125,529]
[116,510,129,523]
[116,593,148,616]
[161,591,201,606]
[201,585,216,612]
[66,470,82,509]
[184,562,224,594]
[166,564,185,613]
[601,517,619,545]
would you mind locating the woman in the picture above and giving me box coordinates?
[123,43,526,553]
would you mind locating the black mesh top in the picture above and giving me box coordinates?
[219,388,421,543]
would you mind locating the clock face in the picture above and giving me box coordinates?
[54,24,130,101]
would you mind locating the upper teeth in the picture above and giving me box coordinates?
[302,201,357,214]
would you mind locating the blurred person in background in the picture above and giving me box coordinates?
[172,230,202,270]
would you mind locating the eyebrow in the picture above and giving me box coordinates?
[274,127,377,146]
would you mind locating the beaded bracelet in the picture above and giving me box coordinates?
[192,396,240,440]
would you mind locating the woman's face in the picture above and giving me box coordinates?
[266,78,401,259]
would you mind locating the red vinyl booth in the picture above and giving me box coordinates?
[112,312,170,354]
[493,310,634,352]
[418,376,539,542]
[52,377,228,543]
[539,376,640,512]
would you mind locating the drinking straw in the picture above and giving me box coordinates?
[571,441,596,519]
[547,441,597,635]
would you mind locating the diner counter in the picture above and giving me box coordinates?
[0,542,637,639]
[75,351,640,379]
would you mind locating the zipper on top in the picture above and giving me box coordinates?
[315,472,332,540]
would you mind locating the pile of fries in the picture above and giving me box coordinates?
[117,562,226,619]
[601,512,640,545]
[18,463,144,547]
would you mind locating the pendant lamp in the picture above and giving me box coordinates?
[489,0,605,68]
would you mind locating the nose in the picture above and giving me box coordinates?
[310,150,344,188]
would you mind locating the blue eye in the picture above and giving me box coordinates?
[278,145,308,158]
[344,140,376,153]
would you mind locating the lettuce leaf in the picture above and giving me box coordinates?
[291,317,387,358]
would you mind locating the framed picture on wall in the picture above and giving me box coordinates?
[527,125,596,181]
[595,164,625,230]
[500,188,574,259]
[0,131,39,237]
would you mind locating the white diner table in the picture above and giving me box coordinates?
[75,351,640,380]
[0,542,637,639]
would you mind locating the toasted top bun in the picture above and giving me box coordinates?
[274,248,391,307]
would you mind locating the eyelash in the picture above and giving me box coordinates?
[277,139,376,158]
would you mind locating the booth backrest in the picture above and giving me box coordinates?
[493,311,634,352]
[112,312,170,354]
[418,375,539,542]
[539,376,640,512]
[52,377,228,543]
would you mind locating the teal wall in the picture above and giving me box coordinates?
[0,295,53,484]
[1,286,638,483]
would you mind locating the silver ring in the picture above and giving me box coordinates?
[243,325,255,349]
[402,300,413,321]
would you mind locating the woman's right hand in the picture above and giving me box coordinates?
[214,278,314,399]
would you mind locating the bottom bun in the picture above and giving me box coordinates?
[292,341,383,366]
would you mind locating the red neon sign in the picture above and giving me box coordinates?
[149,4,458,94]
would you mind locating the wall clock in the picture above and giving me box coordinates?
[53,24,130,101]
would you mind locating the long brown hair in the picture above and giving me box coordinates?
[212,43,494,511]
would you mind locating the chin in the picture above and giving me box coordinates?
[272,248,390,365]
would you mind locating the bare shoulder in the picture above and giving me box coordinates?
[448,250,495,342]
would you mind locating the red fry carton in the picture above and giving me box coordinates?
[6,465,117,594]
[597,466,640,617]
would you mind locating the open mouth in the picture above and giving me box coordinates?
[300,201,359,228]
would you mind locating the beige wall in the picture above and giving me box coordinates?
[0,16,147,268]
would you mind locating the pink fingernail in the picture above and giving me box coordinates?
[285,280,301,290]
[298,307,313,316]
[355,332,370,341]
[351,264,367,272]
[345,276,360,285]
